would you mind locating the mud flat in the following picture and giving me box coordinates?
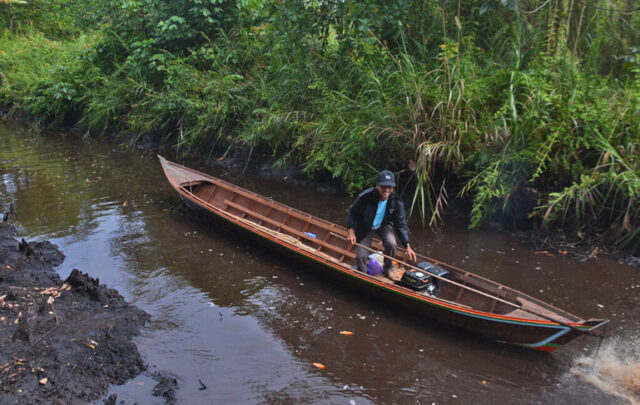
[0,222,151,404]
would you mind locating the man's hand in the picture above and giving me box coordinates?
[347,228,356,246]
[406,245,417,263]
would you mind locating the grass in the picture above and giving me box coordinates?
[0,30,94,111]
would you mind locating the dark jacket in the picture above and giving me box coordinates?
[347,187,410,247]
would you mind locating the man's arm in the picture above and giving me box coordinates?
[346,195,364,245]
[393,199,417,262]
[392,198,410,247]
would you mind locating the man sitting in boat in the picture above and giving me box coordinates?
[346,170,417,277]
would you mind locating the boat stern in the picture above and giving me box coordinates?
[509,317,610,352]
[581,318,609,337]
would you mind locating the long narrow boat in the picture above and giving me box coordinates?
[159,155,608,352]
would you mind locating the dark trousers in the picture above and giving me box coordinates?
[355,224,397,273]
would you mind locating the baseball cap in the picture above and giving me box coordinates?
[377,170,396,187]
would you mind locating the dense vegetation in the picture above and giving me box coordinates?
[1,0,639,254]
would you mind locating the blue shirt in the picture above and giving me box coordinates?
[372,199,388,230]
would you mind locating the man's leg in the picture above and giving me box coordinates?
[355,231,374,272]
[376,224,397,272]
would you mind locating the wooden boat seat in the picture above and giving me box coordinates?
[455,273,500,294]
[515,298,577,324]
[224,199,355,260]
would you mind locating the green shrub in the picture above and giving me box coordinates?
[2,0,639,253]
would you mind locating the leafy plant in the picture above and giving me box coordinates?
[2,0,640,253]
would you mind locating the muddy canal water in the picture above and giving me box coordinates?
[1,122,639,405]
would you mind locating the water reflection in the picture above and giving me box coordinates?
[1,122,637,404]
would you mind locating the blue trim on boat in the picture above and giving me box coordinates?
[519,327,571,348]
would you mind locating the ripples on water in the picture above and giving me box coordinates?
[571,337,640,405]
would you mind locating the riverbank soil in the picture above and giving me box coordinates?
[0,222,150,404]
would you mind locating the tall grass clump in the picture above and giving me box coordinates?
[533,63,640,253]
[0,31,95,123]
[233,32,414,194]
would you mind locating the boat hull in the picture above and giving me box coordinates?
[179,191,582,352]
[160,156,606,352]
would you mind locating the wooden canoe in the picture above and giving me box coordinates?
[159,155,608,352]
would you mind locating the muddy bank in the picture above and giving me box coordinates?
[0,222,151,404]
[530,230,640,270]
